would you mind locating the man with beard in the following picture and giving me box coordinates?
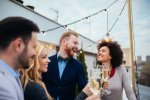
[0,17,39,100]
[43,30,87,100]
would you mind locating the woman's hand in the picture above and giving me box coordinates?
[102,81,110,89]
[82,83,93,96]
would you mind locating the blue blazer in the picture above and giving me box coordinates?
[42,54,87,100]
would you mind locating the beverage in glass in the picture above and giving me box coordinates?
[89,68,102,95]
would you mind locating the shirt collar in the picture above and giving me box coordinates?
[57,52,71,62]
[57,51,61,58]
[0,60,20,79]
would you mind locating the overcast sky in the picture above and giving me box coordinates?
[23,0,150,61]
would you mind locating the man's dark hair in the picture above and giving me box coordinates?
[97,40,123,67]
[0,17,40,50]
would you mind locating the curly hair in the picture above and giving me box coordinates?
[97,40,123,68]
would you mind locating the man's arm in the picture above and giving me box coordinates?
[77,63,88,91]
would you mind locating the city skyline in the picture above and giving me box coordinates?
[137,55,150,62]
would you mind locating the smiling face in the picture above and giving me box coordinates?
[38,48,50,73]
[97,46,112,63]
[64,35,79,57]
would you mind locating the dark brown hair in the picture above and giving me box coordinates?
[97,40,123,67]
[0,17,39,50]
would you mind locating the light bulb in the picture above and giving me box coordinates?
[105,37,110,43]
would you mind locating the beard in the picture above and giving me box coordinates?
[64,45,76,58]
[65,47,78,58]
[65,47,74,58]
[18,47,32,69]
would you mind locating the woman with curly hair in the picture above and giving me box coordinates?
[20,43,52,100]
[97,40,136,100]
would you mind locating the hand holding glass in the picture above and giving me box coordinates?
[102,65,111,95]
[89,68,102,95]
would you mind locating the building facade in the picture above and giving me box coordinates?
[0,0,97,73]
[137,56,142,62]
[146,55,150,63]
[0,0,131,78]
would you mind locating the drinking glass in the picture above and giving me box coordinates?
[89,68,102,95]
[102,64,111,95]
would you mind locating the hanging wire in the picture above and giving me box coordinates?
[106,0,120,9]
[106,9,110,43]
[86,0,127,49]
[41,0,127,53]
[106,10,109,33]
[109,0,127,33]
[41,0,120,33]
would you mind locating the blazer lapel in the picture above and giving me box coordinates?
[60,58,72,81]
[6,75,24,100]
[0,65,24,100]
[52,54,61,81]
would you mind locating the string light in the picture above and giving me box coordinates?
[87,0,127,48]
[109,0,127,33]
[39,0,127,52]
[40,0,120,33]
[104,32,110,43]
[80,50,83,53]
